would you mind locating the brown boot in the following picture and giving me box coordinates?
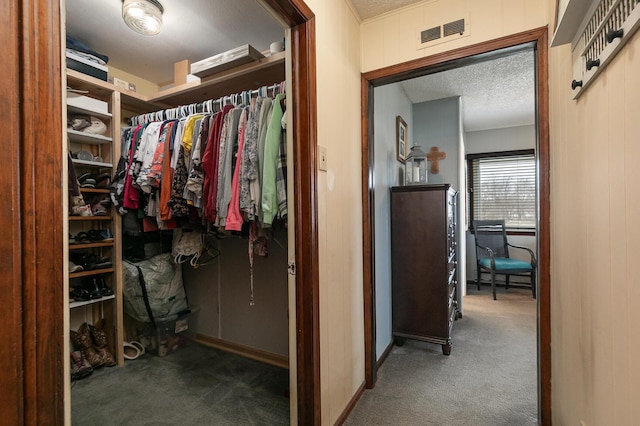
[88,321,116,367]
[71,324,103,368]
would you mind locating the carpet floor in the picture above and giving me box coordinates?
[71,342,290,425]
[345,286,538,426]
[72,286,535,425]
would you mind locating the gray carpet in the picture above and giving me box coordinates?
[71,342,290,425]
[345,286,538,426]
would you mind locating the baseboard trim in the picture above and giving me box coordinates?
[333,381,366,426]
[195,334,289,369]
[376,340,394,370]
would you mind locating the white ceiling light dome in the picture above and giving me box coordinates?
[122,0,164,36]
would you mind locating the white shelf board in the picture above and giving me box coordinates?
[67,104,112,120]
[70,294,115,309]
[71,159,113,168]
[551,0,595,47]
[67,129,112,145]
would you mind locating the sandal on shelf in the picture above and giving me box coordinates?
[123,341,145,360]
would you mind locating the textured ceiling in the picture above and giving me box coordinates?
[349,0,426,20]
[65,0,285,84]
[399,50,535,131]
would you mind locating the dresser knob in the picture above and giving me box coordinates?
[571,79,583,90]
[586,58,600,70]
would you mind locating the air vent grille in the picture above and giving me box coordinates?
[421,26,441,43]
[443,19,465,37]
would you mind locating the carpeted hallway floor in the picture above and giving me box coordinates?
[71,285,535,425]
[345,285,538,426]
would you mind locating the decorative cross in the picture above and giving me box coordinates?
[427,146,446,174]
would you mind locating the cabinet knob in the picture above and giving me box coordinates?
[571,79,583,90]
[606,28,624,43]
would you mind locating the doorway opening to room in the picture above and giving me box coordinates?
[361,28,550,424]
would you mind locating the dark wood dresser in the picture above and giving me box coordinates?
[390,184,460,355]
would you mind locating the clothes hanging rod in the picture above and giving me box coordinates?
[129,81,285,126]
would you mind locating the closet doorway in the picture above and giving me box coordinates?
[360,27,551,423]
[2,0,319,425]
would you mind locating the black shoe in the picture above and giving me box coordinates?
[98,276,113,296]
[83,277,102,299]
[70,286,91,301]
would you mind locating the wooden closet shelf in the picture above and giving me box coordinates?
[80,188,110,194]
[69,215,113,221]
[67,129,112,145]
[68,241,114,250]
[66,69,161,113]
[152,51,286,106]
[69,267,114,279]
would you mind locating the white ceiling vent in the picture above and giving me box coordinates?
[417,15,471,50]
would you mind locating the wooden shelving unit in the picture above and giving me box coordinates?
[64,49,286,368]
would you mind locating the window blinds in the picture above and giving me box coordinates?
[470,152,536,229]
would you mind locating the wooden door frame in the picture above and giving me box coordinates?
[6,0,321,424]
[360,27,551,425]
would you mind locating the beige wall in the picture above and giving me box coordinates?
[548,17,640,426]
[358,0,640,425]
[361,0,548,72]
[304,0,365,424]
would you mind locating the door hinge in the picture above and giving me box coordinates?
[288,262,296,275]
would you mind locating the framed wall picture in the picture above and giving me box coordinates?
[396,115,408,163]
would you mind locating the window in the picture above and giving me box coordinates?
[467,150,536,231]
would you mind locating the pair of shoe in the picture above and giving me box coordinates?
[78,172,111,189]
[69,252,112,271]
[70,276,113,301]
[71,204,92,216]
[70,321,116,368]
[123,341,146,360]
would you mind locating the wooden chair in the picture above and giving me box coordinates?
[473,220,536,300]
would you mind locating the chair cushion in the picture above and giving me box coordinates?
[479,257,532,271]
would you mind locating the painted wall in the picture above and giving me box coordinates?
[184,230,289,357]
[548,14,640,426]
[411,96,467,304]
[361,0,548,73]
[412,97,461,187]
[304,0,365,424]
[372,82,413,359]
[464,125,537,284]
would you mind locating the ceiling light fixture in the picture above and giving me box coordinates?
[122,0,164,36]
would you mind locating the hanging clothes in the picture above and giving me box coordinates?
[261,93,285,227]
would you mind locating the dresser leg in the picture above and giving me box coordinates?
[442,344,451,355]
[394,337,406,347]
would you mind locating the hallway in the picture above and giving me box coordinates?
[346,287,537,425]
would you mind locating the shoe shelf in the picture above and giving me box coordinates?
[69,215,113,221]
[72,158,113,168]
[69,241,114,250]
[67,104,112,121]
[80,188,110,194]
[69,267,115,279]
[67,129,112,145]
[67,71,126,366]
[70,294,116,310]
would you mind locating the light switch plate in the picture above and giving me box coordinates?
[318,145,327,171]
